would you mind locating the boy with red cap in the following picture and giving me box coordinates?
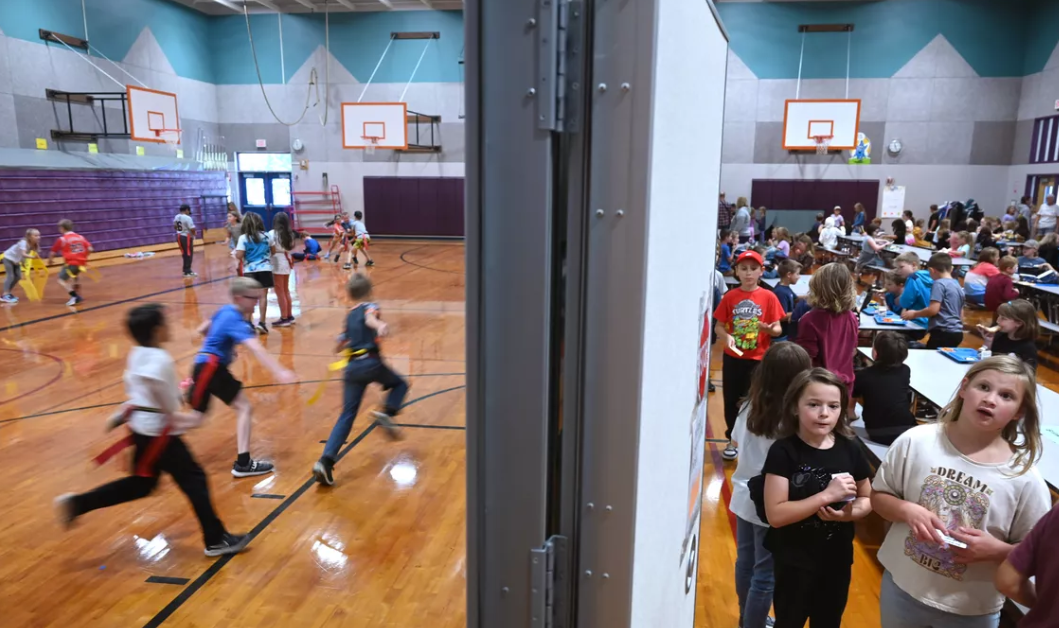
[713,250,783,461]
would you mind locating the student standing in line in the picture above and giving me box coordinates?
[872,356,1050,628]
[55,304,249,557]
[235,213,274,334]
[995,502,1059,628]
[268,212,296,327]
[731,198,753,244]
[901,253,964,349]
[174,204,197,278]
[796,263,859,394]
[713,250,784,461]
[1033,194,1058,237]
[718,231,737,275]
[1,228,40,304]
[772,259,801,342]
[730,342,812,628]
[977,299,1040,372]
[761,368,873,628]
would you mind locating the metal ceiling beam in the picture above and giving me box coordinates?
[290,0,318,9]
[419,0,433,8]
[251,0,282,10]
[209,0,243,11]
[333,0,359,9]
[374,0,394,8]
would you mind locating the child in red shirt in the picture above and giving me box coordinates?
[713,250,783,461]
[985,255,1020,315]
[48,219,93,307]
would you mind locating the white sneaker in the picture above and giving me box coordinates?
[65,296,78,307]
[722,441,738,461]
[0,294,17,304]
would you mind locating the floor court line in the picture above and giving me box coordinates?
[0,373,467,426]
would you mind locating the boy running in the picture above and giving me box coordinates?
[48,219,93,307]
[313,274,407,486]
[346,211,375,269]
[187,277,297,477]
[55,303,249,557]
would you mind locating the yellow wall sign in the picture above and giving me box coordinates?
[35,138,47,150]
[136,146,145,156]
[88,143,99,154]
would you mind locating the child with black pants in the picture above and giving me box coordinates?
[761,368,872,628]
[55,304,248,557]
[852,331,917,445]
[313,274,409,486]
[174,204,196,277]
[713,250,783,461]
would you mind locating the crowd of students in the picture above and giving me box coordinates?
[712,211,1057,628]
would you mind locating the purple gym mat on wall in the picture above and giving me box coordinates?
[750,179,880,224]
[363,176,464,238]
[0,169,228,253]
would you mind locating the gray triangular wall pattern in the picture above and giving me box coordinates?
[892,34,978,79]
[288,46,359,85]
[1045,40,1059,71]
[728,49,756,80]
[122,27,176,76]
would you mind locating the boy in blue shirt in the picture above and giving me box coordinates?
[187,277,297,477]
[892,252,933,330]
[313,274,409,486]
[718,230,737,274]
[772,259,801,341]
[901,252,965,348]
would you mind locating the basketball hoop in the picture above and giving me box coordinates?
[814,135,832,155]
[153,128,183,148]
[362,136,380,156]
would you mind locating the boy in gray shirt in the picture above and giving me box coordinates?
[901,252,963,348]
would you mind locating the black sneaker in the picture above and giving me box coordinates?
[204,533,250,557]
[312,458,335,486]
[371,410,403,440]
[257,322,269,335]
[333,254,340,264]
[232,459,274,477]
[54,493,77,530]
[365,260,375,267]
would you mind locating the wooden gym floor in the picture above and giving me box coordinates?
[2,242,1055,627]
[0,241,466,628]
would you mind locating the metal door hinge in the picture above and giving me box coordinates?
[537,0,582,133]
[530,535,569,628]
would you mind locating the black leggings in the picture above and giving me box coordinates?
[926,329,964,349]
[773,561,851,628]
[722,352,759,440]
[70,434,226,547]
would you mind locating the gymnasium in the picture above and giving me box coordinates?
[1,0,1058,627]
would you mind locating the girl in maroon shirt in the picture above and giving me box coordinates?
[795,263,860,393]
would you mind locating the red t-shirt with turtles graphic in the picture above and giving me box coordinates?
[713,286,783,361]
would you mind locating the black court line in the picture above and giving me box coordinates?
[141,384,466,627]
[394,423,466,431]
[145,576,190,586]
[399,247,462,275]
[250,494,285,500]
[0,275,235,334]
[705,438,728,444]
[0,373,466,426]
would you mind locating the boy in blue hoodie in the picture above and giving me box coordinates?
[892,252,932,327]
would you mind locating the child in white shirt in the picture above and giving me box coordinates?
[871,356,1051,626]
[55,303,250,557]
[347,210,376,268]
[2,228,40,304]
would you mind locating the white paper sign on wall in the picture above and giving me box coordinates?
[256,139,267,149]
[881,185,906,219]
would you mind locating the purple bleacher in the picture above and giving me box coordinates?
[0,169,228,254]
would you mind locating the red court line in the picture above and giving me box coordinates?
[704,401,738,538]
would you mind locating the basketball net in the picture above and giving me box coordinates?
[814,135,831,155]
[154,129,183,149]
[363,136,379,156]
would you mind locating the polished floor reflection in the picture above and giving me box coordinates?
[0,240,466,627]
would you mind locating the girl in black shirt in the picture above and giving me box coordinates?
[762,368,872,628]
[978,299,1040,372]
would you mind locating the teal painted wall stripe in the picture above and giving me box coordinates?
[716,0,1031,79]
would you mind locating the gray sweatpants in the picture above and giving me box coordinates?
[3,258,21,294]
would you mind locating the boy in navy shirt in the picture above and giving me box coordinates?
[313,274,409,486]
[719,230,737,274]
[187,277,297,477]
[772,258,801,341]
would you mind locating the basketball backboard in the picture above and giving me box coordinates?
[127,85,181,145]
[341,102,408,150]
[783,99,860,151]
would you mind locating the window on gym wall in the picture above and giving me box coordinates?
[236,152,292,172]
[1030,115,1059,164]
